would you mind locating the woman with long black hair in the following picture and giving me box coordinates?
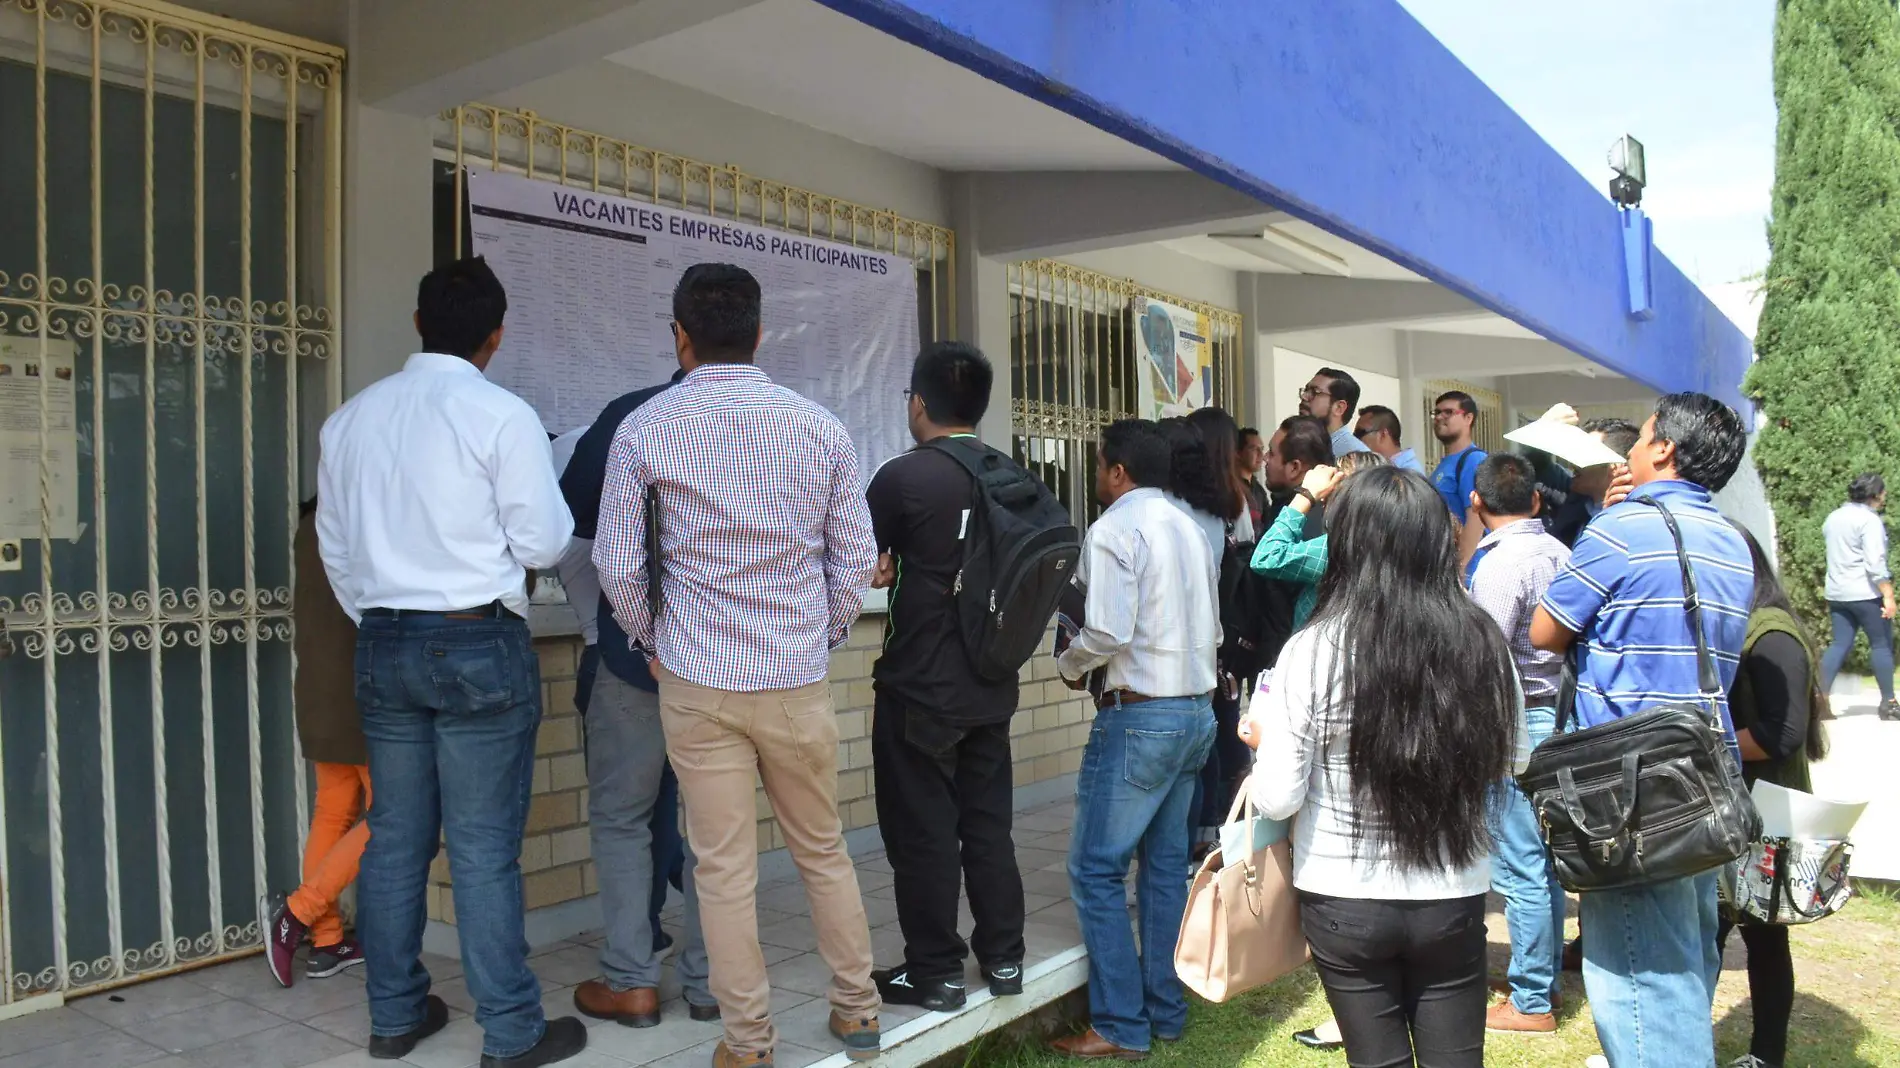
[1721,524,1829,1068]
[1165,410,1252,852]
[1244,466,1528,1067]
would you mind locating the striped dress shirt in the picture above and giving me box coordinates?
[593,364,878,692]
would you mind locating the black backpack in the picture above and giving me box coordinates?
[1226,499,1325,677]
[923,437,1082,683]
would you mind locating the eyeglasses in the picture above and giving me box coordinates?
[1298,385,1332,401]
[1432,408,1465,419]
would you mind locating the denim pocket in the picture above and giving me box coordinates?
[1122,727,1187,792]
[425,638,517,715]
[780,688,838,774]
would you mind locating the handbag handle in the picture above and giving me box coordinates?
[1630,497,1725,725]
[1555,754,1641,849]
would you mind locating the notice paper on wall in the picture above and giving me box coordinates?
[466,169,920,486]
[1132,295,1213,420]
[0,334,80,540]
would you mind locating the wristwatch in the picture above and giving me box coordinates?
[1294,488,1319,506]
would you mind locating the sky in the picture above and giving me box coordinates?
[1396,0,1776,331]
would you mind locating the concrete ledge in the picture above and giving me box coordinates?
[807,946,1089,1068]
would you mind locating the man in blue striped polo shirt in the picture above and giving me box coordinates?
[1529,392,1753,1068]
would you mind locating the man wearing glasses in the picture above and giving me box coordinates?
[1430,390,1489,528]
[1298,369,1372,459]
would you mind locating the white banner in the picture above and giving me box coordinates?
[467,169,920,485]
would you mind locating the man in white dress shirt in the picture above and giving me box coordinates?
[1049,418,1220,1061]
[315,257,584,1068]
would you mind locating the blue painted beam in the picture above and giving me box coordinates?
[814,0,1752,412]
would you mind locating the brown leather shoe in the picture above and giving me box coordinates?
[573,979,661,1028]
[1486,999,1557,1034]
[827,1010,880,1062]
[1488,978,1562,1011]
[711,1042,772,1068]
[1050,1029,1149,1060]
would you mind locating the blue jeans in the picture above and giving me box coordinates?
[576,645,685,943]
[1821,598,1896,702]
[355,611,545,1060]
[1579,870,1723,1068]
[1068,695,1216,1052]
[1485,706,1564,1015]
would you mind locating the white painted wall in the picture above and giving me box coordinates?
[1058,244,1239,310]
[491,61,950,227]
[1271,346,1401,434]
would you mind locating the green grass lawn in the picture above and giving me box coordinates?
[964,887,1900,1068]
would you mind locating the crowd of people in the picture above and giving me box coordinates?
[264,254,1828,1068]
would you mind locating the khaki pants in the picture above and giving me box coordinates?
[654,663,878,1055]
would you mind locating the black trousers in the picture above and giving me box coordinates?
[871,692,1026,981]
[1299,892,1488,1068]
[1718,920,1794,1066]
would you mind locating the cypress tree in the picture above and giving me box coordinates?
[1748,0,1900,646]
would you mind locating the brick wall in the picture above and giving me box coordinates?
[427,618,1095,924]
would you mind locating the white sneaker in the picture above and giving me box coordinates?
[1728,1056,1769,1068]
[1585,1057,1609,1068]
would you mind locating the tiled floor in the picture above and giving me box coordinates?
[0,799,1085,1068]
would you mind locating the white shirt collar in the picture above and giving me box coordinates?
[405,352,483,375]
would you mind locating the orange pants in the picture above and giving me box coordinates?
[288,762,371,947]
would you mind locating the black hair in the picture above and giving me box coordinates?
[1650,392,1747,492]
[1732,522,1829,763]
[1308,465,1517,873]
[1275,415,1334,469]
[1474,453,1538,517]
[1317,367,1362,421]
[1581,417,1641,458]
[1100,419,1171,490]
[1159,418,1225,518]
[1187,406,1246,522]
[1357,404,1402,445]
[1435,390,1478,417]
[1238,426,1261,448]
[416,256,508,360]
[1849,472,1887,505]
[911,341,991,427]
[672,263,762,363]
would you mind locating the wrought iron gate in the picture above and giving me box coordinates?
[0,0,341,1001]
[1007,259,1244,528]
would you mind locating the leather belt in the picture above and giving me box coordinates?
[362,601,523,622]
[1096,689,1161,710]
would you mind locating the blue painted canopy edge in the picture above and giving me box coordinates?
[815,0,1752,412]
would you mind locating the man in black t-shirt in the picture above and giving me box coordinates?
[864,342,1024,1013]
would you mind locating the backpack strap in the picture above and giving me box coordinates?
[920,434,993,478]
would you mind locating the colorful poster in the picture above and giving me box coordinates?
[1132,297,1213,419]
[466,169,920,487]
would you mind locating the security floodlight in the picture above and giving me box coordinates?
[1608,135,1645,209]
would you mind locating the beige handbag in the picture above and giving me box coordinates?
[1173,780,1307,1002]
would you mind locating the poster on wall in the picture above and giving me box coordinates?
[1131,296,1213,419]
[0,335,80,540]
[465,169,920,487]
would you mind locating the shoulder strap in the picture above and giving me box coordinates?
[1631,496,1723,716]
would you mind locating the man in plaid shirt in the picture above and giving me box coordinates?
[594,264,882,1068]
[1462,453,1570,1036]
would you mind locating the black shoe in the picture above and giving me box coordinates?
[1882,699,1900,722]
[368,995,450,1060]
[872,966,967,1012]
[1292,1028,1343,1051]
[479,1017,587,1068]
[985,961,1024,997]
[687,1000,722,1023]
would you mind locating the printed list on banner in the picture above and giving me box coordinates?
[0,334,80,540]
[466,169,920,486]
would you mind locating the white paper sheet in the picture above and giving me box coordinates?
[1750,779,1869,840]
[1504,419,1628,469]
